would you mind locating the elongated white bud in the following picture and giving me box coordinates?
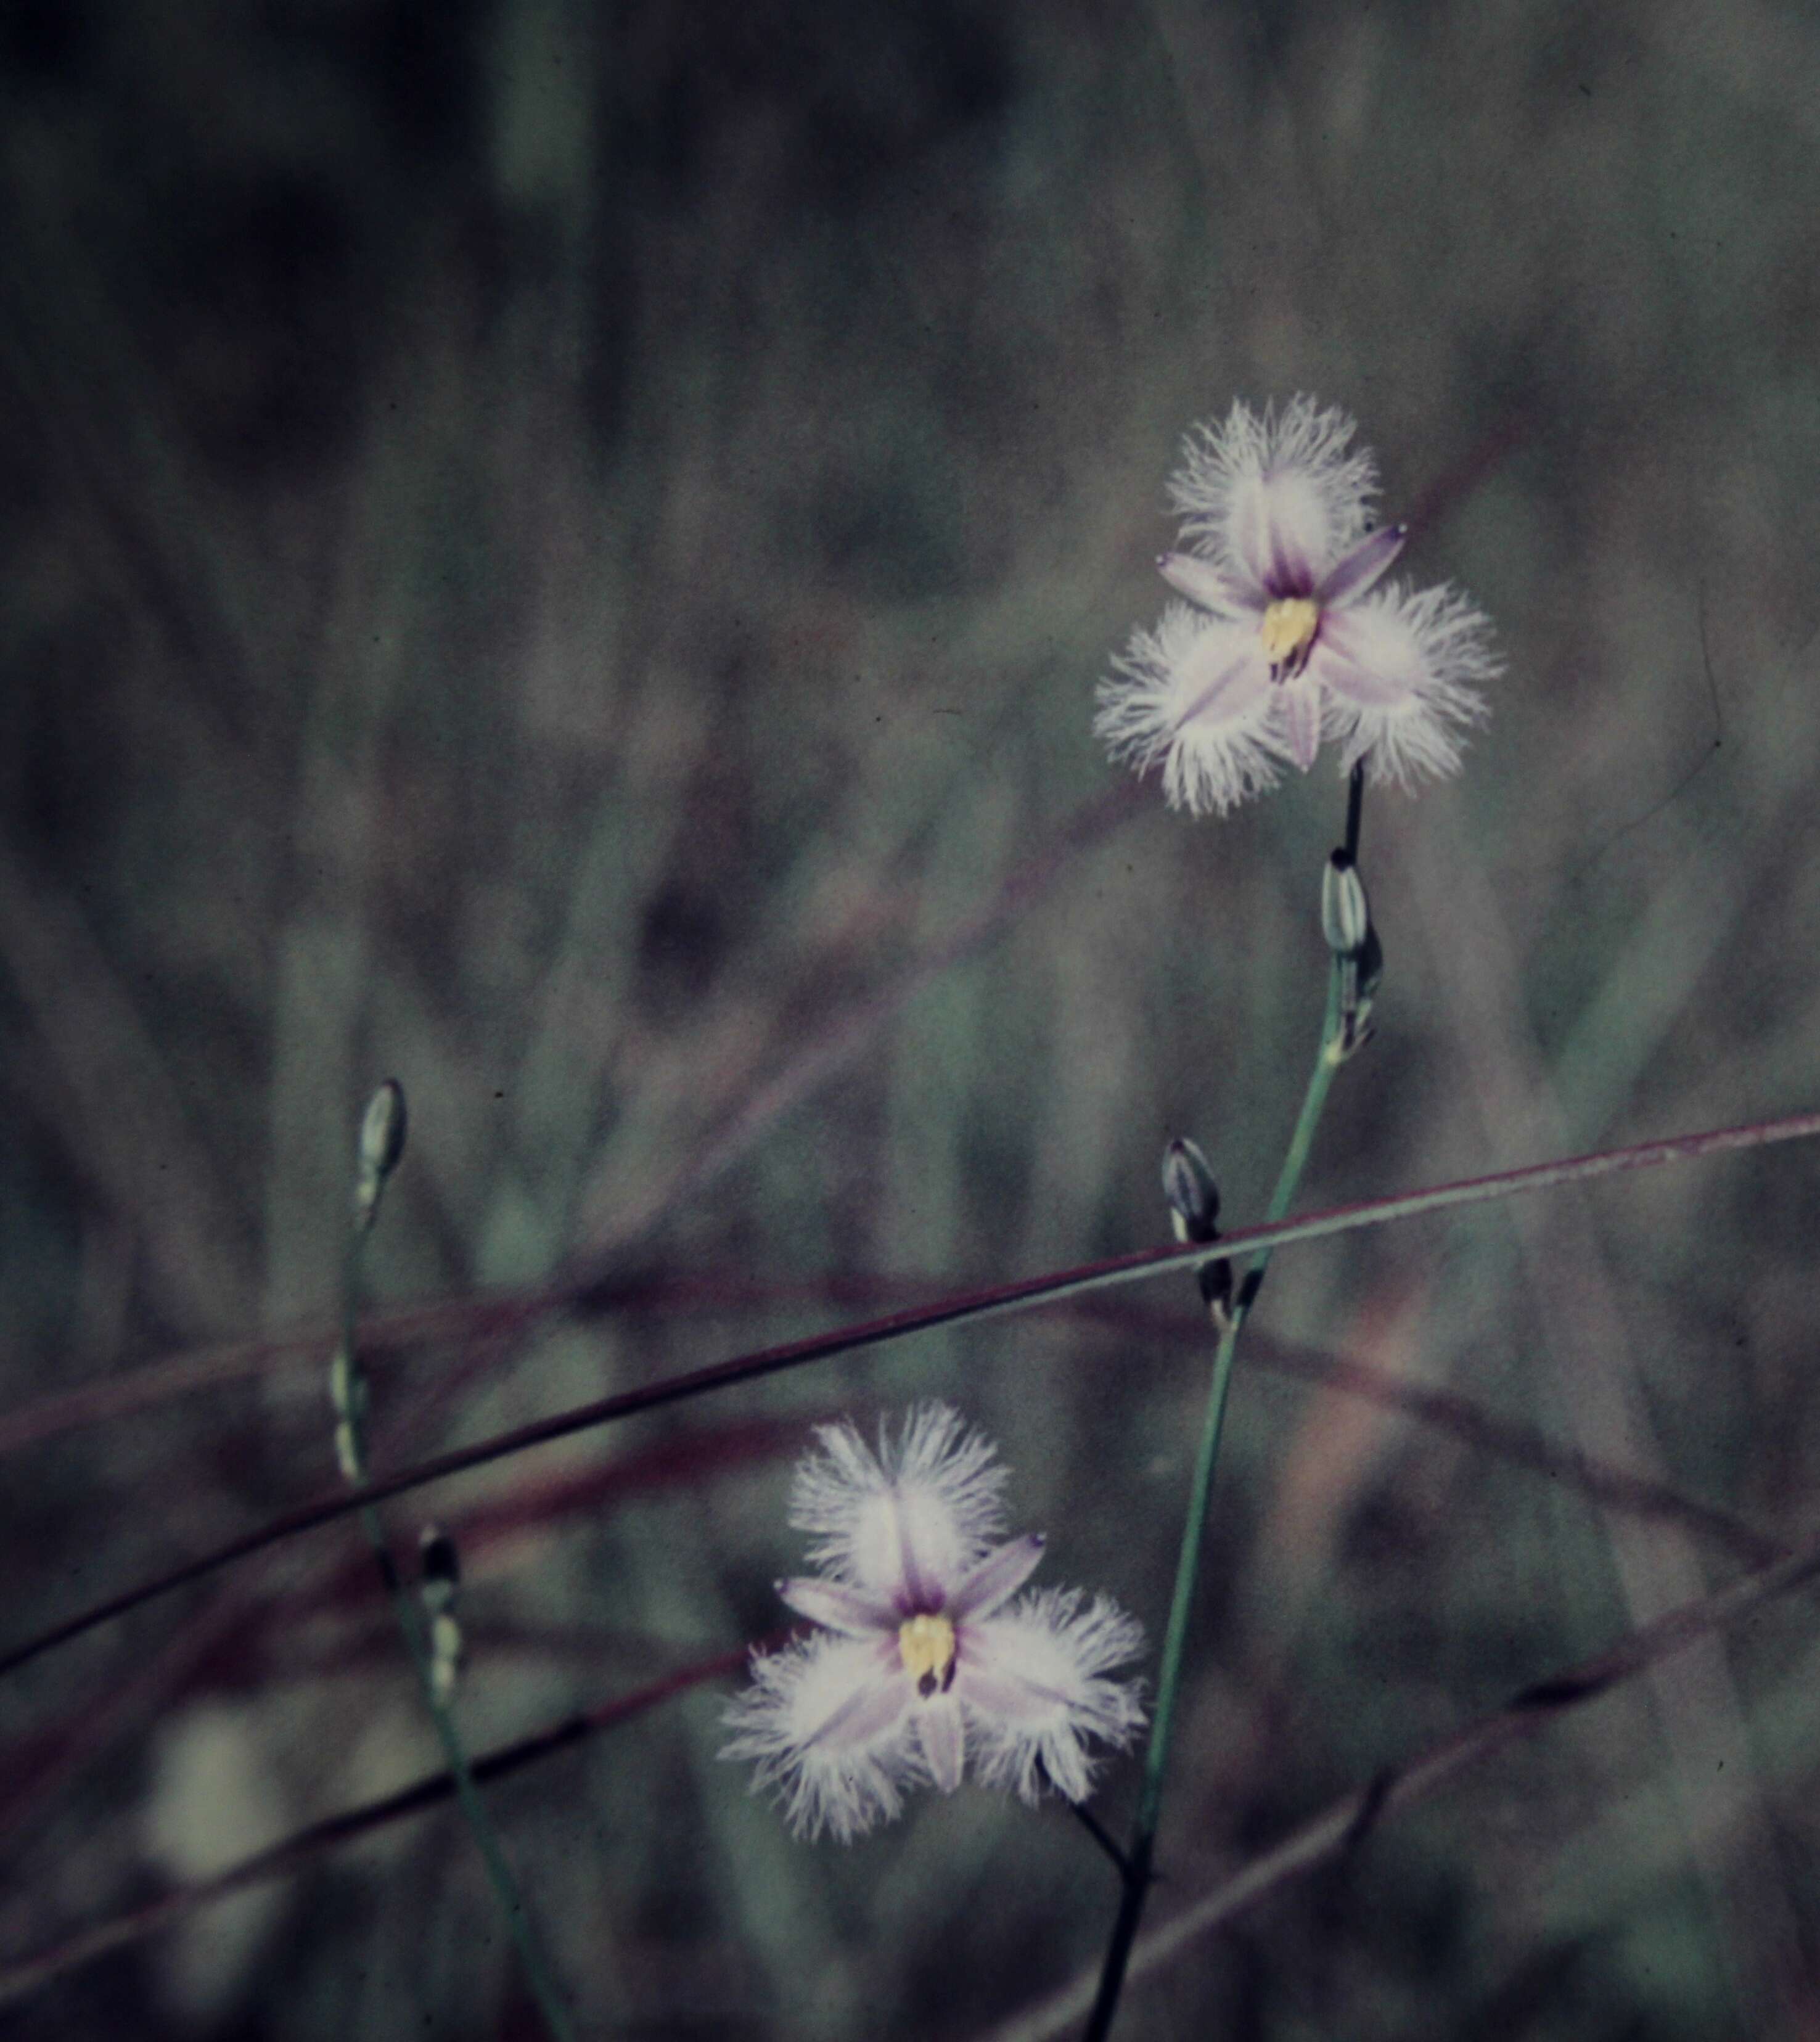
[1162,1137,1221,1244]
[354,1080,408,1230]
[1321,851,1371,958]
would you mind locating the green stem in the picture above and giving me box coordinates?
[1083,779,1361,2042]
[340,1231,578,2042]
[1141,1020,1339,1836]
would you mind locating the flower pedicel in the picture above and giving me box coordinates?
[723,1404,1145,1842]
[1096,395,1500,815]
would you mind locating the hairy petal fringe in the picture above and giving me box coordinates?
[791,1403,1007,1600]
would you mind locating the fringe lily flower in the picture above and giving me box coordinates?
[721,1404,1145,1842]
[1096,396,1499,814]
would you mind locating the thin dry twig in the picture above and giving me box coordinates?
[4,1106,1816,1683]
[1239,1328,1782,1569]
[10,1504,1820,2023]
[974,1529,1820,2042]
[4,1310,1774,1861]
[0,1645,753,2012]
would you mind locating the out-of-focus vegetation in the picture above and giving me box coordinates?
[3,1,1820,2036]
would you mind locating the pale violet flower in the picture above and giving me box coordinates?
[1096,395,1499,815]
[721,1404,1145,1842]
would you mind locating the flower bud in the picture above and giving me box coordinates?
[1162,1137,1221,1244]
[419,1524,461,1615]
[1321,851,1371,957]
[360,1080,408,1181]
[334,1417,363,1484]
[428,1611,464,1705]
[1334,927,1385,1062]
[354,1080,408,1229]
[1197,1253,1233,1327]
[328,1341,356,1419]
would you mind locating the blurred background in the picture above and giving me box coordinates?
[3,1,1820,2036]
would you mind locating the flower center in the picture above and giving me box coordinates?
[1259,597,1320,678]
[898,1613,957,1698]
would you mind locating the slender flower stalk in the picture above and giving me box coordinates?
[1083,774,1366,2041]
[333,1084,578,2042]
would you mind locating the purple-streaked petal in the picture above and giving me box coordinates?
[1096,605,1286,818]
[1312,608,1421,707]
[953,1661,1067,1726]
[1306,643,1407,709]
[806,1652,910,1754]
[961,1591,1147,1806]
[777,1577,896,1637]
[949,1534,1046,1621]
[916,1698,965,1793]
[885,1489,940,1609]
[1168,633,1273,738]
[1231,459,1371,599]
[1231,473,1319,597]
[720,1632,920,1842]
[1157,552,1256,617]
[1168,398,1377,606]
[1279,680,1322,770]
[1321,583,1498,789]
[792,1406,1008,1601]
[1314,523,1406,608]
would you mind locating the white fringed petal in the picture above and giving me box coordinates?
[721,1632,912,1843]
[1319,583,1498,788]
[1095,604,1281,819]
[965,1591,1147,1806]
[1169,395,1377,597]
[792,1404,1007,1602]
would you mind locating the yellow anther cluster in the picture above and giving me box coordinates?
[1259,597,1320,673]
[898,1613,957,1697]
